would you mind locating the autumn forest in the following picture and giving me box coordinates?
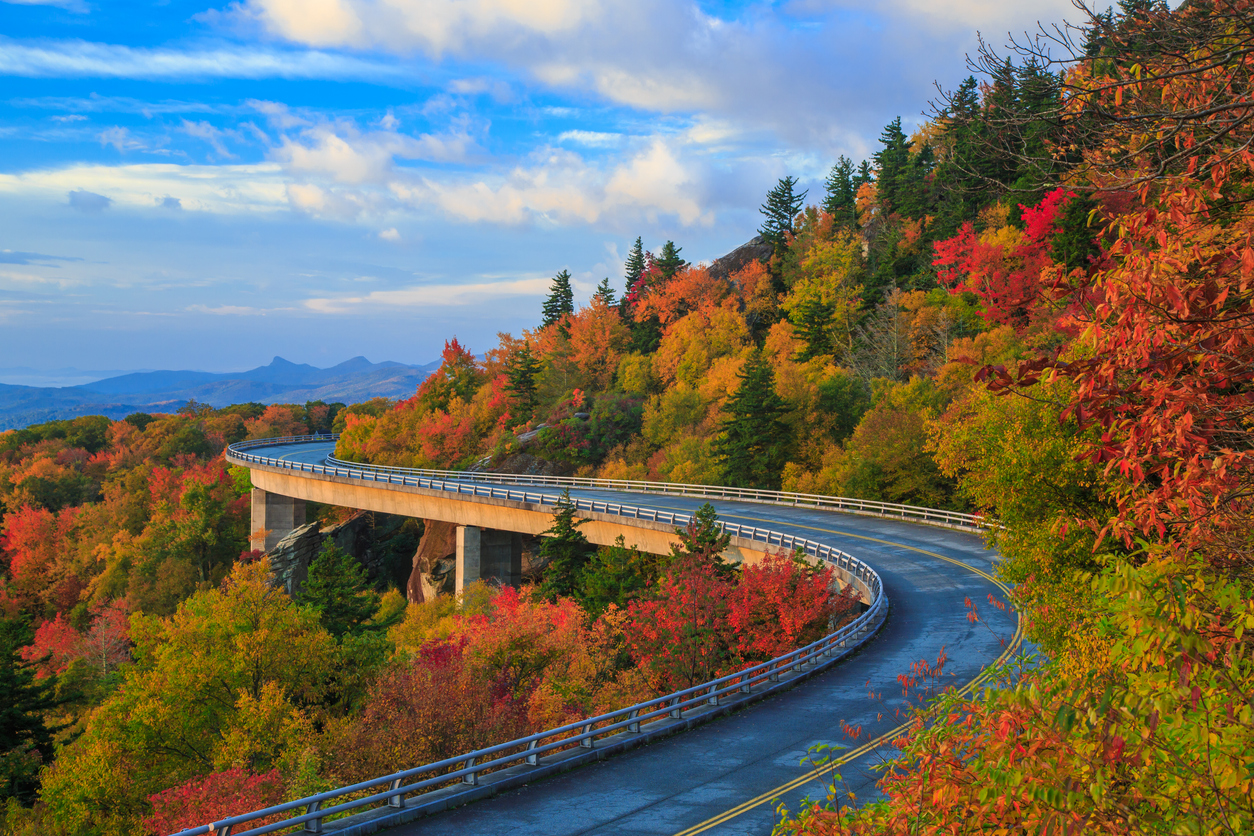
[4,0,1254,833]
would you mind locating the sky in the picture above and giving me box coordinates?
[0,0,1081,378]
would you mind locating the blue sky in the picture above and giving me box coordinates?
[0,0,1077,377]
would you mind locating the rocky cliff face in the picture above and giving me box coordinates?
[267,512,413,596]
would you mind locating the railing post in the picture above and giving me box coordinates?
[628,709,641,733]
[670,697,683,718]
[526,739,540,765]
[388,777,405,808]
[462,756,478,785]
[581,723,595,748]
[303,800,322,833]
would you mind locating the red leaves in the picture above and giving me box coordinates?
[142,768,286,836]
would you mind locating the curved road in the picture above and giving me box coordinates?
[247,442,1018,835]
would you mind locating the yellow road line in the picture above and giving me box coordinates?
[661,515,1022,836]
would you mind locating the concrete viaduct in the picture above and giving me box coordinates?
[224,436,1017,836]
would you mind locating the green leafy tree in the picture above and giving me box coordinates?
[296,543,386,640]
[759,176,808,254]
[541,269,575,332]
[713,349,793,490]
[0,617,60,805]
[537,490,594,600]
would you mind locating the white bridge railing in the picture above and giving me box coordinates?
[193,435,901,836]
[228,434,991,533]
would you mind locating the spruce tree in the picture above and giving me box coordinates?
[855,160,874,190]
[872,117,912,214]
[713,349,792,490]
[655,241,685,280]
[759,176,808,254]
[822,156,858,228]
[541,269,574,331]
[623,237,646,292]
[0,617,59,804]
[504,344,540,415]
[790,294,835,360]
[669,502,732,575]
[591,276,616,306]
[537,490,594,600]
[297,543,385,639]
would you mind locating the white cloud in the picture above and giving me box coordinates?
[276,122,476,184]
[181,120,237,158]
[378,227,400,241]
[558,130,621,147]
[187,304,269,315]
[2,0,87,11]
[0,37,409,81]
[0,162,289,214]
[98,126,145,152]
[303,276,553,313]
[244,0,598,55]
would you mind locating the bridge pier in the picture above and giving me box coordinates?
[251,489,306,553]
[455,525,523,593]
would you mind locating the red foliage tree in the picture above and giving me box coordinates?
[142,767,286,836]
[728,552,857,663]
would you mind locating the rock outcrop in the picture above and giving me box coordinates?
[706,234,773,282]
[406,519,458,603]
[267,512,403,596]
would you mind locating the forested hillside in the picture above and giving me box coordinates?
[3,0,1253,832]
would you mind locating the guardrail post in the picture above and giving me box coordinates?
[462,756,478,785]
[669,698,683,718]
[581,723,595,748]
[628,709,641,733]
[213,825,232,836]
[388,777,405,808]
[739,677,751,693]
[303,800,322,833]
[526,739,540,765]
[707,689,719,706]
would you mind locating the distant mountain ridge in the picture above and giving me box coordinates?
[0,356,438,431]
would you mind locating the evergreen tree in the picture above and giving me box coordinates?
[505,344,541,415]
[713,349,793,490]
[872,117,912,214]
[790,294,836,360]
[670,503,731,564]
[541,269,575,331]
[0,617,59,804]
[591,276,616,306]
[855,160,874,190]
[655,241,686,280]
[759,176,808,254]
[822,156,858,227]
[537,490,594,600]
[623,237,646,292]
[577,535,654,618]
[297,543,387,639]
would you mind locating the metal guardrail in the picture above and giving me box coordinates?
[192,435,895,836]
[228,434,991,532]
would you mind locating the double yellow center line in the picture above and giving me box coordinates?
[659,513,1024,836]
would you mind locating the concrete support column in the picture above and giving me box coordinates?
[250,489,306,553]
[456,526,523,593]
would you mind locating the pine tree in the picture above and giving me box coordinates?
[759,176,808,254]
[855,160,874,190]
[669,503,731,566]
[623,237,646,292]
[504,344,540,415]
[713,349,793,490]
[655,241,685,280]
[537,490,594,600]
[0,617,60,804]
[541,269,574,331]
[790,294,836,360]
[591,277,616,306]
[296,543,386,639]
[822,156,858,228]
[873,117,912,214]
